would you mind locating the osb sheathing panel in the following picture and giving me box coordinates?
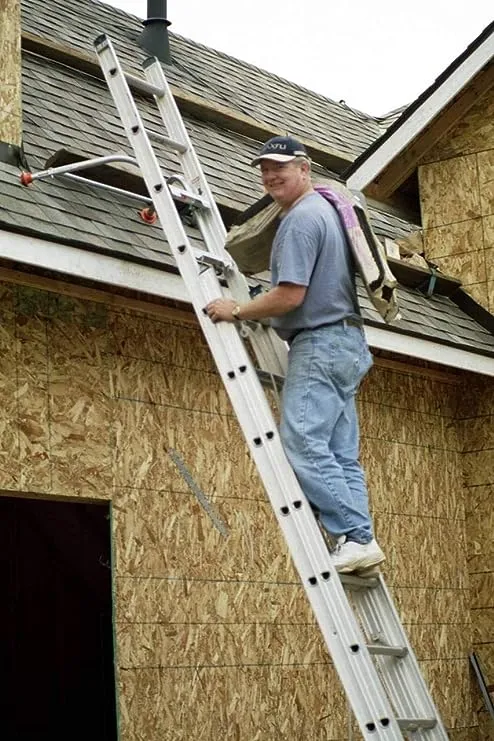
[466,488,494,573]
[0,282,478,737]
[428,251,487,288]
[116,578,313,624]
[470,573,494,610]
[449,728,484,741]
[424,218,484,260]
[478,150,494,217]
[421,659,474,728]
[478,714,494,741]
[113,488,296,582]
[419,155,482,229]
[420,90,494,164]
[476,644,494,685]
[116,622,327,668]
[118,665,346,741]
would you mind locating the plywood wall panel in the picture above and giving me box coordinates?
[421,659,474,728]
[16,381,51,492]
[392,587,470,626]
[360,399,455,449]
[468,504,494,575]
[407,623,471,661]
[113,401,263,499]
[423,219,484,260]
[419,156,481,229]
[476,645,494,683]
[468,282,491,311]
[472,608,494,644]
[111,356,231,416]
[420,89,494,164]
[478,714,494,741]
[470,573,494,610]
[117,622,327,669]
[15,314,48,386]
[487,249,494,284]
[374,514,467,589]
[362,438,463,520]
[113,488,295,582]
[0,303,19,490]
[430,251,487,287]
[484,216,494,253]
[464,450,494,487]
[49,358,113,498]
[478,150,494,217]
[360,367,458,418]
[108,312,215,372]
[118,665,345,741]
[461,419,494,455]
[116,577,312,625]
[448,728,481,741]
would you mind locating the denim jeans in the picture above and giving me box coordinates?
[280,322,374,544]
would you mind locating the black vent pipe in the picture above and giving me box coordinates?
[138,0,172,64]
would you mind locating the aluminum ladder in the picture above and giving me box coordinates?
[94,33,449,740]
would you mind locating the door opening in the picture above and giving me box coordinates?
[0,496,117,741]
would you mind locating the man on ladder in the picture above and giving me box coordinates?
[207,135,385,574]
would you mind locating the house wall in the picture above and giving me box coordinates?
[418,85,494,312]
[0,276,481,740]
[458,375,494,740]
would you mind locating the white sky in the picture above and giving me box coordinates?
[103,0,493,116]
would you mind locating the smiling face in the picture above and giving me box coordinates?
[260,158,312,209]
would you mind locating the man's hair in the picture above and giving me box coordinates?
[294,155,311,170]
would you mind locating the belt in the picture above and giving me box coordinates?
[287,317,363,345]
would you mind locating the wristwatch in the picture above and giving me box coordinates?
[232,305,242,320]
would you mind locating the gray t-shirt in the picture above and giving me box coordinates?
[270,191,360,341]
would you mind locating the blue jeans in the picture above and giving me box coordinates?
[280,322,374,544]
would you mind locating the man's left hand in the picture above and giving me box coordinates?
[205,298,238,323]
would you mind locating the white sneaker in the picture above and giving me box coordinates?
[331,538,385,573]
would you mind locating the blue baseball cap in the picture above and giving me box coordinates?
[251,135,309,166]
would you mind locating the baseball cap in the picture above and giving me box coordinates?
[251,136,309,166]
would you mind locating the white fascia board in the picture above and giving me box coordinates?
[0,229,191,303]
[1,230,494,377]
[347,33,494,192]
[366,325,494,377]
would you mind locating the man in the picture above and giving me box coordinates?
[206,135,384,573]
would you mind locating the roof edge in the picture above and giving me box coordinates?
[345,21,494,192]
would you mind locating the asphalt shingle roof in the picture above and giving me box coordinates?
[21,0,383,161]
[0,0,491,361]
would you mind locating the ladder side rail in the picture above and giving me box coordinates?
[351,578,449,739]
[143,57,228,256]
[95,34,408,738]
[144,57,288,378]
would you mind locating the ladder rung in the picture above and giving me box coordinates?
[168,183,209,209]
[397,718,437,731]
[340,573,380,589]
[124,71,165,98]
[148,130,188,154]
[367,643,408,658]
[256,368,285,390]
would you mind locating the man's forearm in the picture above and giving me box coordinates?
[205,284,306,324]
[236,286,304,320]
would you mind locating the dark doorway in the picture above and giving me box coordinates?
[0,496,117,741]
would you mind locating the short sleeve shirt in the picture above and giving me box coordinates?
[270,191,360,340]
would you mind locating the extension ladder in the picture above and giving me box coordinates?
[94,33,449,740]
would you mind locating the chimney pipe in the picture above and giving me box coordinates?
[138,0,172,65]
